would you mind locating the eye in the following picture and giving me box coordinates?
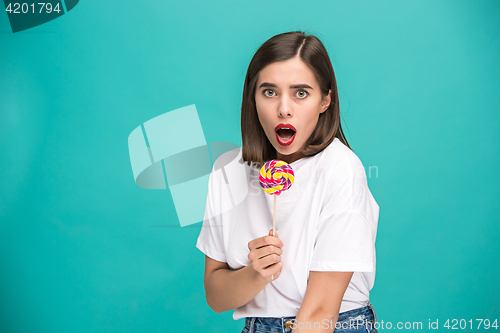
[263,89,276,97]
[296,90,308,99]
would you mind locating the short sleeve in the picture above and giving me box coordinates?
[196,168,227,263]
[310,210,375,272]
[310,155,378,272]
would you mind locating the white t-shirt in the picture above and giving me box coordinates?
[196,137,379,320]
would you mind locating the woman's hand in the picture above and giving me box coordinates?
[247,229,284,282]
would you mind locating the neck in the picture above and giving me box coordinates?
[276,150,305,164]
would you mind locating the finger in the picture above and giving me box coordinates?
[250,232,284,251]
[253,252,280,271]
[272,262,283,278]
[252,235,281,250]
[261,253,281,269]
[264,235,284,249]
[268,230,284,247]
[262,262,282,281]
[254,244,282,259]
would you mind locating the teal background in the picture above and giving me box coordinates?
[1,0,499,332]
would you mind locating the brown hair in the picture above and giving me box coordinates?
[241,31,351,166]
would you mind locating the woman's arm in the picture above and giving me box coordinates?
[203,255,269,313]
[203,230,283,313]
[203,229,284,313]
[292,271,353,333]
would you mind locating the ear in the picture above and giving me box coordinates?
[320,90,332,113]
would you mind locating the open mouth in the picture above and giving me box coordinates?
[275,124,296,146]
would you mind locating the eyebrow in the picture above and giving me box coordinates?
[258,82,314,89]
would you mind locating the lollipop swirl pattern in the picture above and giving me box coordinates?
[259,160,295,196]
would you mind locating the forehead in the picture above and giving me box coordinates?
[257,57,318,86]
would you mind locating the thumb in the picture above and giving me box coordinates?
[269,229,278,237]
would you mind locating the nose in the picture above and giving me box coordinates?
[277,95,293,117]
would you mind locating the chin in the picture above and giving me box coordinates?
[274,144,298,157]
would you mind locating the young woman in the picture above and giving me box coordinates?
[196,31,379,333]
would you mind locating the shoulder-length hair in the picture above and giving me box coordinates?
[241,31,351,166]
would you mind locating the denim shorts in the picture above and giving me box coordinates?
[241,303,378,333]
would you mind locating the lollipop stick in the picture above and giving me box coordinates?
[271,194,277,282]
[273,194,276,237]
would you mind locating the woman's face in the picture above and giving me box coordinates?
[255,57,331,164]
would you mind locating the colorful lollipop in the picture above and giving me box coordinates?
[259,160,295,238]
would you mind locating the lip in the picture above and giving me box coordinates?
[275,123,297,146]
